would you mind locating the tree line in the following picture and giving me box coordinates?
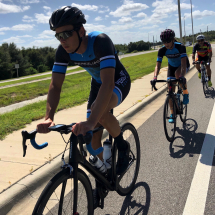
[1,30,215,81]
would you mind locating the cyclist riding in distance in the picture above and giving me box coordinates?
[36,6,131,175]
[151,29,190,123]
[192,34,212,87]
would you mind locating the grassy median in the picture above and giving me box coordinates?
[0,47,193,140]
[0,67,83,88]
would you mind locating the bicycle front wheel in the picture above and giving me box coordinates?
[115,123,140,196]
[32,169,94,215]
[202,77,208,96]
[163,96,176,142]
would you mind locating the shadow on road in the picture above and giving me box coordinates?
[205,87,215,99]
[119,181,151,215]
[169,118,215,166]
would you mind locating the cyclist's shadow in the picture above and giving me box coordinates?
[205,86,215,99]
[169,118,205,159]
[119,182,151,215]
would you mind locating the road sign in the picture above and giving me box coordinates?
[15,64,19,69]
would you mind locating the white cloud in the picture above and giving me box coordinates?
[0,32,5,35]
[85,14,89,20]
[71,3,98,11]
[19,0,39,3]
[0,27,10,31]
[95,16,102,21]
[133,12,147,18]
[11,24,34,31]
[0,2,30,13]
[34,7,51,24]
[110,0,149,17]
[119,17,133,23]
[111,21,117,24]
[22,15,35,22]
[99,5,110,13]
[37,30,55,39]
[84,23,106,33]
[184,10,215,20]
[105,15,109,18]
[2,36,25,44]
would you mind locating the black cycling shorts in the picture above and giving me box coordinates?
[167,63,190,79]
[197,55,209,62]
[87,70,131,118]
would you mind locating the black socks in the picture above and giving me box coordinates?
[114,132,128,151]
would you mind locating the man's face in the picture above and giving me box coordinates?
[55,25,78,53]
[164,40,174,49]
[198,39,204,47]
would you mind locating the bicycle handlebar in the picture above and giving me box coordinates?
[21,130,48,157]
[193,61,210,65]
[21,125,103,157]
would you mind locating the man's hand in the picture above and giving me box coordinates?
[150,76,157,86]
[37,118,55,133]
[72,121,95,136]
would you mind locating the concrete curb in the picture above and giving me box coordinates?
[0,65,195,214]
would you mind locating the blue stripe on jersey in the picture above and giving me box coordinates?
[100,58,116,69]
[52,65,67,74]
[157,57,163,62]
[83,66,102,83]
[181,53,187,58]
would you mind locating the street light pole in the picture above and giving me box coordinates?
[190,0,194,46]
[184,15,186,44]
[177,0,183,43]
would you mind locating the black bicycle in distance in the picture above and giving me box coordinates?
[22,118,140,214]
[193,60,209,96]
[151,79,187,142]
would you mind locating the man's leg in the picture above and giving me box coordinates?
[195,63,201,79]
[206,64,212,87]
[175,66,189,104]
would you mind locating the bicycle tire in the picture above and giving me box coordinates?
[202,78,208,96]
[179,97,187,123]
[115,123,140,196]
[32,168,94,215]
[163,96,176,142]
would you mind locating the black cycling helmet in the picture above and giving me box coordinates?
[160,29,175,41]
[49,6,86,31]
[49,6,86,54]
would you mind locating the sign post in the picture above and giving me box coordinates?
[15,64,19,77]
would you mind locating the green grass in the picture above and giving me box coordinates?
[0,67,84,88]
[0,47,193,140]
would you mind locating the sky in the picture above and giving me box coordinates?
[0,0,215,49]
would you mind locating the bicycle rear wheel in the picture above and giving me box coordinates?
[32,168,94,215]
[115,123,140,196]
[163,96,176,142]
[179,97,187,123]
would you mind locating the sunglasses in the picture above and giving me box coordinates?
[55,30,75,40]
[163,39,172,44]
[198,39,204,43]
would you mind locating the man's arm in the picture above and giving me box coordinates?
[87,68,115,128]
[154,61,161,77]
[37,73,65,133]
[45,73,65,121]
[180,57,187,77]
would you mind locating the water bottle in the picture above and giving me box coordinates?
[103,139,112,169]
[89,155,107,174]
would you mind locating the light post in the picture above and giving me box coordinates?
[190,0,194,46]
[177,0,183,43]
[184,15,186,45]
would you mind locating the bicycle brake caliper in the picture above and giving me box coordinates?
[61,158,73,175]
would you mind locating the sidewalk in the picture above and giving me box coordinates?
[0,55,196,214]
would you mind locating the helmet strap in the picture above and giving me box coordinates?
[71,29,82,54]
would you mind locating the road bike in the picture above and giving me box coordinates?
[151,79,187,142]
[193,61,209,96]
[21,118,140,214]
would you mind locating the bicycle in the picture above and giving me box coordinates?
[21,118,140,214]
[193,60,209,96]
[151,79,187,142]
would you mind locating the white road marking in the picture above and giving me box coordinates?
[183,101,215,215]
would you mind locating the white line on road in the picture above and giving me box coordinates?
[183,101,215,215]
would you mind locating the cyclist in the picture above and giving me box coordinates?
[151,29,190,123]
[36,6,131,175]
[192,35,212,87]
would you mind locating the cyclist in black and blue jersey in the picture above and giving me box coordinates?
[151,29,190,123]
[36,6,131,176]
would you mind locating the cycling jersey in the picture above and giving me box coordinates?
[157,42,188,67]
[193,41,212,57]
[53,31,127,84]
